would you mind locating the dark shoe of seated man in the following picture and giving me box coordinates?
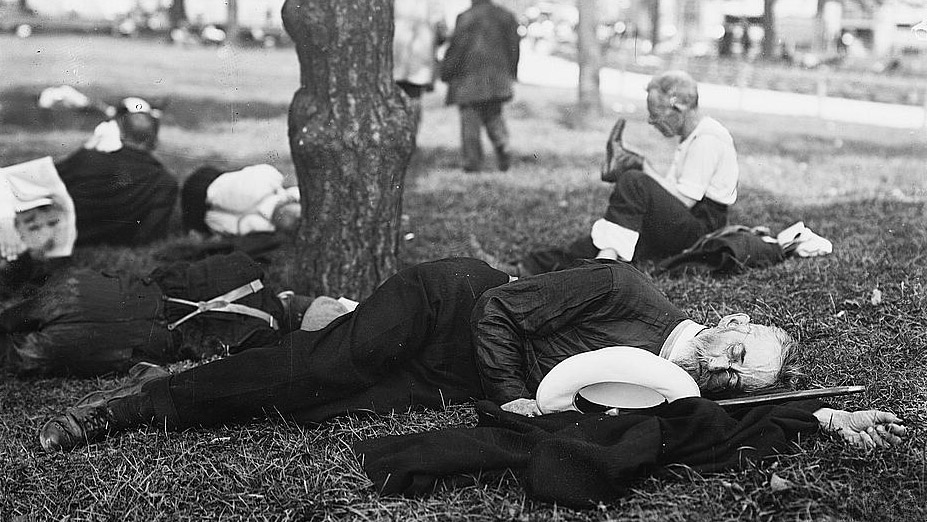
[39,362,167,452]
[600,118,644,183]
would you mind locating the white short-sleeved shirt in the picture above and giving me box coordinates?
[666,116,738,206]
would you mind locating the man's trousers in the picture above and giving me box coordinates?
[143,258,510,428]
[521,171,728,275]
[459,101,510,171]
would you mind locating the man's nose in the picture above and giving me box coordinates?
[706,355,730,371]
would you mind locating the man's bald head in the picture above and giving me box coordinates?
[646,70,699,110]
[118,112,160,151]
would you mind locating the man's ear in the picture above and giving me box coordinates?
[718,313,749,328]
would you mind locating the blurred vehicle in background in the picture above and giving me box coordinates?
[0,0,290,47]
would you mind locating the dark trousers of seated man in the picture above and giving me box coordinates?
[141,258,510,429]
[522,170,728,275]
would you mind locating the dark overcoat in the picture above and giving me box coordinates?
[440,0,520,106]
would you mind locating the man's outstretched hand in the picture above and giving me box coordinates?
[814,408,907,449]
[501,398,541,417]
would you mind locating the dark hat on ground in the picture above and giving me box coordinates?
[536,346,700,414]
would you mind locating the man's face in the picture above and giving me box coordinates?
[690,324,784,393]
[646,90,684,138]
[271,202,301,233]
[15,205,61,256]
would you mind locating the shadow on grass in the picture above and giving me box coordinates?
[0,87,289,132]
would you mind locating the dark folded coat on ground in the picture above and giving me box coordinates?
[0,251,282,376]
[655,226,786,276]
[355,397,824,507]
[55,147,178,247]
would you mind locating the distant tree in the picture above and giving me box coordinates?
[761,0,777,58]
[282,0,415,298]
[649,1,660,49]
[18,0,33,15]
[576,0,602,120]
[226,0,238,44]
[168,0,187,30]
[806,0,891,57]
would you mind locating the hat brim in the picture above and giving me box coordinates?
[536,346,700,414]
[15,197,53,213]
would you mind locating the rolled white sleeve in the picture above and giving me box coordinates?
[590,218,640,262]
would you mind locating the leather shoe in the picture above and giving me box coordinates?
[601,118,644,182]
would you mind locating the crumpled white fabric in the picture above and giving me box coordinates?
[776,221,833,258]
[37,85,90,110]
[83,120,123,152]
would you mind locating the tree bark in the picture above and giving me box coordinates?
[576,0,602,121]
[168,0,187,29]
[226,0,239,45]
[649,0,660,49]
[282,0,415,299]
[812,0,827,54]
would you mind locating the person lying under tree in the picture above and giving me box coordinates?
[39,257,904,452]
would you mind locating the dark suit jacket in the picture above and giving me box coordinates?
[471,261,689,404]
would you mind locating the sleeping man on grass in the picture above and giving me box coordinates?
[40,257,905,455]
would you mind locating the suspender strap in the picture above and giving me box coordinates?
[163,279,278,331]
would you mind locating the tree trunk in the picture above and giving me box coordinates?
[762,0,777,59]
[168,0,187,29]
[226,0,239,45]
[576,0,602,121]
[282,0,415,299]
[649,0,660,49]
[812,0,827,54]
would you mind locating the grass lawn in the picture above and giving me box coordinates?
[1,34,926,521]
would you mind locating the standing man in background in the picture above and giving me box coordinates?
[441,0,520,173]
[393,0,447,134]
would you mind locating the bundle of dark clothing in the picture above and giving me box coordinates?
[654,225,786,277]
[55,147,178,247]
[355,398,824,508]
[0,251,283,377]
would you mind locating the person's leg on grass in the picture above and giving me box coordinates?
[39,258,509,451]
[480,101,511,171]
[597,170,714,261]
[518,236,600,276]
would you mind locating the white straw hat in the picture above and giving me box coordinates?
[536,346,700,414]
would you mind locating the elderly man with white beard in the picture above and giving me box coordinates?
[40,257,904,452]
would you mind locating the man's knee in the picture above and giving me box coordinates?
[614,169,653,191]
